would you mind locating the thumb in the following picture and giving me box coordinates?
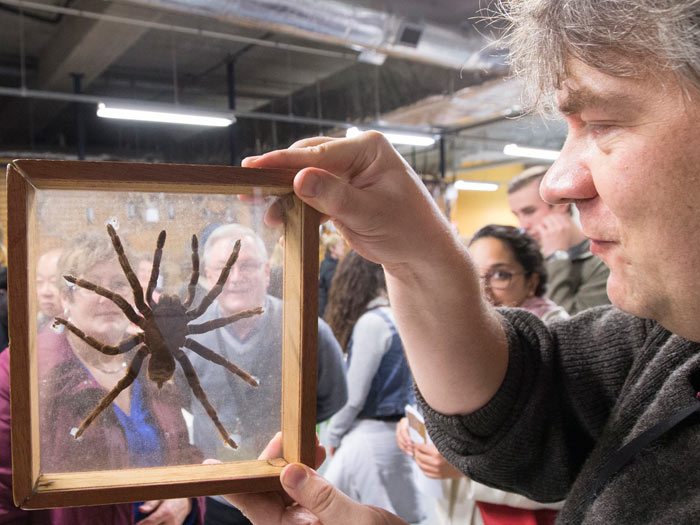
[293,167,376,228]
[280,463,359,522]
[138,500,159,512]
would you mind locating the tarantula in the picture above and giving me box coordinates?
[53,224,263,449]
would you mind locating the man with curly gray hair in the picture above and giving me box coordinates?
[217,1,700,523]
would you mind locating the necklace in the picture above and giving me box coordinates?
[88,359,126,374]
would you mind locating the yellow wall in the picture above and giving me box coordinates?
[452,163,524,239]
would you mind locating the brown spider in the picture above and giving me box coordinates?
[53,224,263,449]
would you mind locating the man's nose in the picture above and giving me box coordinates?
[539,135,597,205]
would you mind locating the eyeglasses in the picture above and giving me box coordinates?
[209,261,264,277]
[479,269,527,290]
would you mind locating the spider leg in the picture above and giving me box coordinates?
[53,318,144,355]
[106,224,151,317]
[187,307,264,335]
[182,235,200,309]
[63,275,144,327]
[183,338,259,387]
[186,239,241,320]
[173,348,238,449]
[72,346,148,440]
[146,230,166,307]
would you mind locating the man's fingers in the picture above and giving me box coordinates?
[226,490,286,523]
[288,136,338,149]
[280,463,360,522]
[242,132,386,179]
[292,167,379,231]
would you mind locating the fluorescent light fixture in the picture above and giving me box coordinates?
[346,126,436,147]
[454,180,499,192]
[97,102,234,127]
[503,143,560,160]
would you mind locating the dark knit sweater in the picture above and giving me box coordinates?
[420,306,700,524]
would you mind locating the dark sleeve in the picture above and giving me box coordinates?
[420,306,648,502]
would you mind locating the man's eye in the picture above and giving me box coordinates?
[492,271,511,280]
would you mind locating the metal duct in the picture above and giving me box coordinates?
[122,0,503,71]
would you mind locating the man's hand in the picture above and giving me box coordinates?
[223,433,408,524]
[243,132,448,269]
[535,213,573,257]
[135,498,192,525]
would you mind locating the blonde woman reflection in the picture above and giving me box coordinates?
[0,232,206,524]
[397,225,566,525]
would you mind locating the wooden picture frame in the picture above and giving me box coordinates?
[7,159,319,509]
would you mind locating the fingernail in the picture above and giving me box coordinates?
[242,155,261,165]
[298,171,319,198]
[281,463,308,490]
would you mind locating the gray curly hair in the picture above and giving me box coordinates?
[495,0,700,111]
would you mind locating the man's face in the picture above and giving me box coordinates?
[205,236,269,317]
[36,250,62,318]
[508,180,554,244]
[540,59,700,340]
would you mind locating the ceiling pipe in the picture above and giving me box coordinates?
[0,0,356,61]
[123,0,503,71]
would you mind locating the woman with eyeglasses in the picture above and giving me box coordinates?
[468,224,568,323]
[396,225,566,525]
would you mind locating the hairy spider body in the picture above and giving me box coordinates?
[148,294,188,386]
[53,224,264,449]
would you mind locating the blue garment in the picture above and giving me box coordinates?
[349,308,415,419]
[114,379,198,525]
[113,377,163,468]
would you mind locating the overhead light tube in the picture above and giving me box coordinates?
[454,180,499,192]
[346,126,436,147]
[97,102,234,127]
[503,143,560,160]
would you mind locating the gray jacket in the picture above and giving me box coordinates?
[421,306,700,523]
[546,239,610,314]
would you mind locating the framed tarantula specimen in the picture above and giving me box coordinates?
[53,224,262,450]
[7,159,320,509]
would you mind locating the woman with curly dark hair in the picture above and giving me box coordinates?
[322,250,423,523]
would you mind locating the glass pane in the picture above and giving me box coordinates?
[34,187,284,473]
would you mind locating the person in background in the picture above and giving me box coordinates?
[322,250,423,523]
[318,232,345,317]
[469,225,568,323]
[397,224,565,525]
[507,166,610,314]
[181,223,347,525]
[36,248,63,332]
[0,232,204,524]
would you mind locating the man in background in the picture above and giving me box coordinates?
[181,223,348,525]
[507,166,610,314]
